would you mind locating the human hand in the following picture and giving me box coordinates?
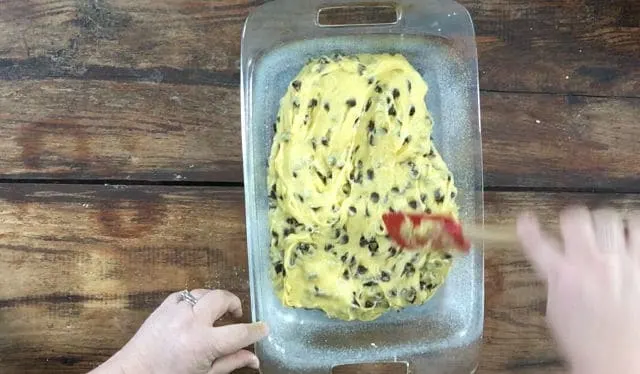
[92,289,269,374]
[517,207,640,374]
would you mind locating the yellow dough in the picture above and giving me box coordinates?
[267,53,459,321]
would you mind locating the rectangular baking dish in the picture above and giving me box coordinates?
[240,1,484,373]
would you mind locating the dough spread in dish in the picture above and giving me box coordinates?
[267,53,460,321]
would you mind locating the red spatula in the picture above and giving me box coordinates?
[382,212,519,253]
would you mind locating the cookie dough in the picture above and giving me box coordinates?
[267,53,459,321]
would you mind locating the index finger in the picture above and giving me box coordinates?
[208,322,270,357]
[516,211,564,281]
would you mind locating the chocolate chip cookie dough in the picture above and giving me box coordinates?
[267,53,459,321]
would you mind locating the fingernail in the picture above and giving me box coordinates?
[250,356,260,369]
[248,322,270,339]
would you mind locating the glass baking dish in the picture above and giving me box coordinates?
[240,1,484,373]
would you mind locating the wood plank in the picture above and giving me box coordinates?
[482,92,640,191]
[2,186,640,373]
[1,0,638,96]
[0,184,252,373]
[0,79,242,182]
[2,79,639,190]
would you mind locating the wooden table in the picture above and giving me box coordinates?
[0,0,638,373]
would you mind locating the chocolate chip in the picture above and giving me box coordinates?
[316,171,327,184]
[365,208,370,217]
[368,120,375,132]
[451,191,456,198]
[391,187,400,193]
[421,194,427,203]
[334,229,341,239]
[273,122,277,132]
[364,300,374,308]
[402,263,416,277]
[368,241,379,254]
[444,252,453,260]
[403,136,411,145]
[359,236,368,247]
[343,270,350,279]
[325,244,334,251]
[375,85,383,93]
[286,217,298,225]
[297,243,310,253]
[321,137,329,146]
[349,206,357,215]
[387,97,391,104]
[388,106,397,116]
[409,106,416,116]
[350,256,356,267]
[435,189,445,204]
[357,265,368,274]
[406,287,417,303]
[309,98,318,108]
[342,183,351,195]
[363,281,377,287]
[369,134,375,146]
[368,77,375,85]
[381,271,391,282]
[370,192,380,203]
[341,253,348,263]
[324,103,330,111]
[275,263,284,274]
[283,228,293,237]
[340,235,349,244]
[409,200,418,209]
[407,80,412,91]
[292,80,302,91]
[292,172,298,178]
[365,99,372,112]
[297,194,304,203]
[346,99,357,107]
[355,171,363,184]
[392,88,400,99]
[388,247,398,257]
[367,169,374,180]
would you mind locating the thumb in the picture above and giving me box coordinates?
[516,212,563,281]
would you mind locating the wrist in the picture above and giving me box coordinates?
[572,360,640,374]
[89,348,148,374]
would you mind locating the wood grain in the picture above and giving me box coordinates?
[483,92,640,191]
[2,187,639,373]
[2,79,638,190]
[0,184,251,373]
[1,0,638,96]
[0,79,242,182]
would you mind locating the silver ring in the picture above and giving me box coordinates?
[178,290,198,306]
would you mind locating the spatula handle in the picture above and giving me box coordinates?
[462,223,521,246]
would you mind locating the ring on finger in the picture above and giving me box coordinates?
[178,289,199,306]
